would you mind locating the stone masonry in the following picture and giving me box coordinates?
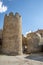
[2,12,22,55]
[0,12,43,55]
[26,32,42,53]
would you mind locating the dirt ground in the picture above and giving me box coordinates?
[0,53,43,65]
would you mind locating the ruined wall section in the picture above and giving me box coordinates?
[2,12,22,55]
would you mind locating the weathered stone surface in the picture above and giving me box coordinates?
[0,12,43,55]
[0,30,2,39]
[36,29,43,37]
[26,32,41,53]
[22,34,27,53]
[2,12,22,55]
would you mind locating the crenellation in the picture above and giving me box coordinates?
[0,12,43,55]
[9,12,14,16]
[2,12,22,55]
[15,12,21,19]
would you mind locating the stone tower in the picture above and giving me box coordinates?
[2,12,22,55]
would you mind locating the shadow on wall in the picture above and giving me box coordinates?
[0,38,2,53]
[25,53,43,62]
[41,45,43,52]
[0,39,2,46]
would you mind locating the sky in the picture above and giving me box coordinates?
[0,0,43,35]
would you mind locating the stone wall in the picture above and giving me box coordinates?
[36,29,43,37]
[22,34,27,53]
[2,12,22,55]
[0,12,43,55]
[0,30,2,39]
[26,32,41,53]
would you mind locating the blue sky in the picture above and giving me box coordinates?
[0,0,43,35]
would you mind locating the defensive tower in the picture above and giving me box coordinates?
[2,12,22,55]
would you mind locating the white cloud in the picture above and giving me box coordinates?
[26,31,32,34]
[0,1,7,13]
[24,30,32,37]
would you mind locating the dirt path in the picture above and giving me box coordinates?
[0,54,43,65]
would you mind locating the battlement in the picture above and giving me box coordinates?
[4,12,22,30]
[15,12,21,19]
[9,12,14,16]
[4,12,22,20]
[2,12,22,55]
